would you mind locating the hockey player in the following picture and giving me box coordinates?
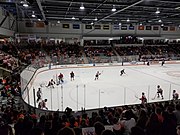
[95,71,101,80]
[70,71,75,81]
[120,69,126,76]
[38,99,48,110]
[147,61,150,66]
[139,92,147,105]
[157,85,164,99]
[47,79,55,88]
[161,59,165,66]
[36,88,42,103]
[58,73,64,83]
[172,90,179,100]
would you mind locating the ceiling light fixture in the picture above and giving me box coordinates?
[91,22,94,25]
[127,18,130,22]
[72,16,75,20]
[80,3,85,10]
[38,18,41,21]
[23,3,28,7]
[94,17,98,21]
[158,19,162,23]
[161,24,164,27]
[32,11,35,17]
[112,5,116,12]
[57,21,60,24]
[156,8,160,14]
[139,23,143,26]
[119,22,122,26]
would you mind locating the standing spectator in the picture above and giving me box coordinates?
[146,112,162,135]
[94,122,105,135]
[174,104,180,125]
[161,106,177,135]
[136,109,148,130]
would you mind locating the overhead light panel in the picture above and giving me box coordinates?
[112,5,116,12]
[32,11,35,17]
[80,3,85,10]
[23,3,28,7]
[94,17,98,21]
[158,19,162,23]
[72,16,75,20]
[32,14,35,17]
[155,8,160,14]
[127,18,130,22]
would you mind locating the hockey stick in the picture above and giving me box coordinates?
[135,94,139,99]
[151,93,157,100]
[100,70,103,75]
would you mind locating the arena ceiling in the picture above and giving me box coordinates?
[1,0,180,26]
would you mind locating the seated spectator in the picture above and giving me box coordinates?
[29,127,44,135]
[119,110,136,135]
[101,130,115,135]
[131,126,145,135]
[94,122,105,135]
[57,127,75,135]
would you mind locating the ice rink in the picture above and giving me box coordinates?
[25,64,180,111]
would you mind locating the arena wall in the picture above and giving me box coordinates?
[17,21,180,39]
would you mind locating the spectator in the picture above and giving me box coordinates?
[57,127,75,135]
[94,122,105,135]
[174,104,180,125]
[101,130,115,135]
[136,109,148,130]
[119,110,136,135]
[146,112,162,135]
[29,127,44,135]
[131,126,145,135]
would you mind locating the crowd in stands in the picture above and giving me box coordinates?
[0,51,19,70]
[1,98,180,135]
[0,40,180,135]
[46,43,84,64]
[0,72,21,100]
[1,40,180,70]
[84,46,116,63]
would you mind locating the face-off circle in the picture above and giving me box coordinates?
[166,71,180,77]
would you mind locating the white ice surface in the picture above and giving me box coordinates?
[25,64,180,111]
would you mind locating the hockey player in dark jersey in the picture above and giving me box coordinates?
[95,71,101,80]
[58,73,64,83]
[120,69,126,76]
[70,71,75,81]
[161,59,165,66]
